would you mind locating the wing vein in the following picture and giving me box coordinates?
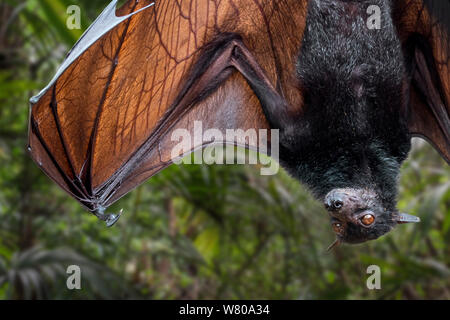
[84,2,139,195]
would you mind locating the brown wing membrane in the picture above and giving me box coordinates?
[394,0,450,162]
[28,0,307,213]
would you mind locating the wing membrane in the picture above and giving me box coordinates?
[395,0,450,162]
[28,0,307,211]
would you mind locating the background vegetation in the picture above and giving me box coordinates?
[0,0,448,300]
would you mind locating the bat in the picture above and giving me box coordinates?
[28,0,449,247]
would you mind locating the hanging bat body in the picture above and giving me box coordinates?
[28,0,449,246]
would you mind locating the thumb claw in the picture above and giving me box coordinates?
[94,208,123,227]
[106,209,123,227]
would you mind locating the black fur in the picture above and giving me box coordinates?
[275,0,413,242]
[280,0,410,204]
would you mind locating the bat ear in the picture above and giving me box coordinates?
[395,212,421,224]
[326,239,341,252]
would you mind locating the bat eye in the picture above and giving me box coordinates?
[332,222,343,234]
[361,214,375,226]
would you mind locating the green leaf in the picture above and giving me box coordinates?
[194,227,219,265]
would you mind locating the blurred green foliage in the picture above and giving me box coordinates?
[0,0,448,300]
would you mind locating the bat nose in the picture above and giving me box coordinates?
[324,192,345,211]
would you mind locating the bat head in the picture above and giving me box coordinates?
[323,188,420,247]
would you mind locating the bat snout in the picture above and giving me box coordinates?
[324,188,376,217]
[324,188,398,244]
[324,192,345,211]
[324,189,359,213]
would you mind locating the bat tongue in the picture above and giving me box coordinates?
[326,239,341,252]
[395,212,421,224]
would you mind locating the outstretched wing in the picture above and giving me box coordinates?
[28,0,307,213]
[394,0,450,162]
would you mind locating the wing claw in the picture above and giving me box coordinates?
[94,208,123,227]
